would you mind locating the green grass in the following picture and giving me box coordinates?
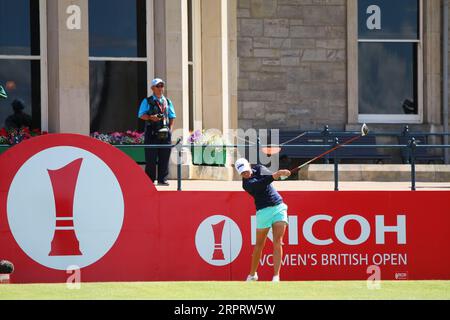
[1,281,449,300]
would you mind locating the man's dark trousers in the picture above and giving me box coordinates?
[144,127,171,183]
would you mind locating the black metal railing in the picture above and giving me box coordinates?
[2,126,450,192]
[112,141,450,192]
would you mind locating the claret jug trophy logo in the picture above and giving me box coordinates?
[7,146,125,271]
[48,158,83,256]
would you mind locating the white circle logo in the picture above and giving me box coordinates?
[7,146,125,270]
[195,215,242,266]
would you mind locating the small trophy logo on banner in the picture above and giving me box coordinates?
[211,220,226,261]
[48,158,83,256]
[195,215,243,267]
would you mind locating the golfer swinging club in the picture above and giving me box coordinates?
[235,158,291,282]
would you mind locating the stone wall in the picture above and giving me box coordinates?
[237,0,347,130]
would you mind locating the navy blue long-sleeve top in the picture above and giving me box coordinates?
[242,165,283,211]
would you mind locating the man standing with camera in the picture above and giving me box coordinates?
[138,78,176,185]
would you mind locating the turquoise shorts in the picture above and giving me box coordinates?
[256,203,288,229]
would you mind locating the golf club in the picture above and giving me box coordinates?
[279,123,370,180]
[261,131,309,156]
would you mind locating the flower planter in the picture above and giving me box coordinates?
[0,145,10,155]
[191,146,226,166]
[91,131,145,163]
[115,146,146,164]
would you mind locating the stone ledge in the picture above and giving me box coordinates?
[300,165,450,182]
[141,163,237,181]
[188,165,238,181]
[144,164,450,182]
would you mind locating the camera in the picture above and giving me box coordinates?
[157,126,170,141]
[148,112,170,141]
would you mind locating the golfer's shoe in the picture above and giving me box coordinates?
[246,273,258,282]
[272,275,280,282]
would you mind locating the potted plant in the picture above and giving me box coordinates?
[0,128,9,155]
[91,131,145,163]
[188,129,227,166]
[0,127,47,155]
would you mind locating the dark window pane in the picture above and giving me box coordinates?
[188,64,194,131]
[0,0,40,55]
[358,0,419,40]
[188,0,193,62]
[0,59,41,129]
[90,61,147,132]
[89,0,146,57]
[359,42,417,115]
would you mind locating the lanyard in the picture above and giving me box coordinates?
[153,97,168,125]
[154,98,167,115]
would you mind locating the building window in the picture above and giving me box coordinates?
[0,0,46,130]
[89,0,149,133]
[357,0,422,123]
[188,0,194,131]
[187,0,202,132]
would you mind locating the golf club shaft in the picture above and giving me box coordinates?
[290,134,362,175]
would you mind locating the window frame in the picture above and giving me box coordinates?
[88,0,154,97]
[0,0,48,131]
[355,0,423,124]
[187,0,203,132]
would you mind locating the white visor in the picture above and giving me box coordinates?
[235,158,252,175]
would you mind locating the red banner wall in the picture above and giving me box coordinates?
[0,134,449,283]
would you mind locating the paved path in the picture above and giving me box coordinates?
[156,180,450,191]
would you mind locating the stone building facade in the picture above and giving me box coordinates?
[237,0,449,136]
[0,0,449,141]
[238,0,347,130]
